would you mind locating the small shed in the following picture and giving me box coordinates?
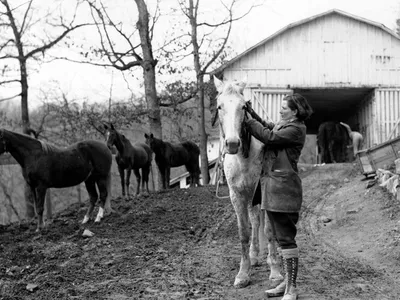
[213,9,400,163]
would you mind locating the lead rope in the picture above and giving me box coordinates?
[215,147,230,199]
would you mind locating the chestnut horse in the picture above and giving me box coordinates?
[144,133,200,189]
[104,124,152,197]
[0,129,112,231]
[318,121,350,163]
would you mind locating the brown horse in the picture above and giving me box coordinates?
[104,124,152,197]
[0,129,112,231]
[317,121,350,163]
[144,133,200,189]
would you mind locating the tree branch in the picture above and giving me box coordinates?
[25,23,89,59]
[0,93,21,102]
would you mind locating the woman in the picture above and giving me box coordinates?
[245,93,313,300]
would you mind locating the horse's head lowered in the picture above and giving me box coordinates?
[213,76,251,158]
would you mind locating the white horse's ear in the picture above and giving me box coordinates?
[237,81,247,94]
[213,75,224,93]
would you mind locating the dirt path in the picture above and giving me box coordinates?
[1,163,399,299]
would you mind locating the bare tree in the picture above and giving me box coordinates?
[175,0,259,184]
[0,0,89,217]
[85,0,162,139]
[84,0,163,189]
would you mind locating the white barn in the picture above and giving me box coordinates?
[213,9,400,163]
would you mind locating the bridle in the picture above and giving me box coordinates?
[212,98,252,159]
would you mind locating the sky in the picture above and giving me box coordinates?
[9,0,400,109]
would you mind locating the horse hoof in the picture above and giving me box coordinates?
[234,276,250,289]
[250,257,260,267]
[82,215,90,224]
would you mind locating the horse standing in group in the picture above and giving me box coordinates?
[317,121,350,163]
[213,77,282,288]
[104,123,152,197]
[0,129,112,231]
[144,133,200,189]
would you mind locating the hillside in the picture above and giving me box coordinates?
[1,163,400,299]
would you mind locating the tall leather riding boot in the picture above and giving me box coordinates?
[281,248,299,300]
[265,247,286,297]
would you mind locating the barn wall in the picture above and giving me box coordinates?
[374,88,400,144]
[355,88,400,148]
[357,90,375,149]
[223,13,400,89]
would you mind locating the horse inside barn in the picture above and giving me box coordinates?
[317,121,351,163]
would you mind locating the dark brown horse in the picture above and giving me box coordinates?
[104,124,152,197]
[144,133,200,189]
[0,129,112,231]
[317,121,350,163]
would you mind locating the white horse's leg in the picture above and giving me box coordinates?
[249,204,261,266]
[231,192,252,288]
[264,211,284,282]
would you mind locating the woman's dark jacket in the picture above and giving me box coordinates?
[245,119,306,212]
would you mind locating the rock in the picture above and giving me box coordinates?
[320,216,332,223]
[82,229,94,237]
[26,283,38,292]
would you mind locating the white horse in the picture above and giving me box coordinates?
[213,76,283,288]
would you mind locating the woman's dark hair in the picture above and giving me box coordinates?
[285,93,313,121]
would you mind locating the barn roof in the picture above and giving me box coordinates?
[212,9,400,75]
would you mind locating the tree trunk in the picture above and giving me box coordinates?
[197,75,210,184]
[135,0,162,190]
[20,58,36,218]
[189,0,210,185]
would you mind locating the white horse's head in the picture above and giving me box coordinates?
[214,76,250,156]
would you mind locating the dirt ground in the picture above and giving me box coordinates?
[1,162,400,300]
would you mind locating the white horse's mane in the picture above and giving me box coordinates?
[219,81,245,99]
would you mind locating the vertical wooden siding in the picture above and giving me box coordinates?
[375,88,400,144]
[357,90,375,148]
[223,14,400,88]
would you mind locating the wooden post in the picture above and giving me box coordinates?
[396,157,400,202]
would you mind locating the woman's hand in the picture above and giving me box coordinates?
[245,102,264,124]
